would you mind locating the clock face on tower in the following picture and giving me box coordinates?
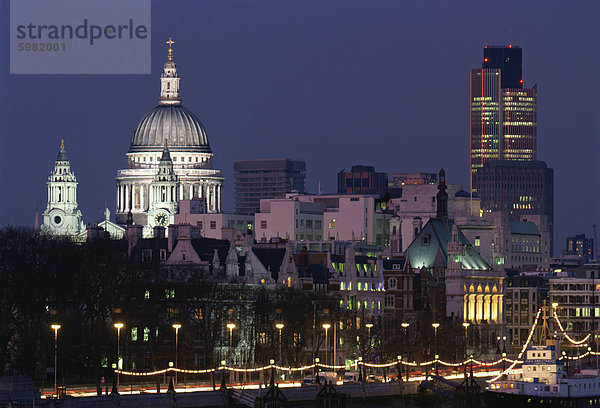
[154,211,169,227]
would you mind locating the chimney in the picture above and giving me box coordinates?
[126,224,143,257]
[153,226,165,239]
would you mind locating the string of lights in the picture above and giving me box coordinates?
[115,357,523,377]
[552,308,591,345]
[116,307,600,379]
[489,307,542,382]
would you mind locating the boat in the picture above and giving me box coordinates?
[484,303,600,407]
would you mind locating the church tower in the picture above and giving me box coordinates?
[147,141,179,230]
[42,140,84,236]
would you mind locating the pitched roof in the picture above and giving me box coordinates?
[406,218,490,271]
[252,248,286,280]
[299,264,330,285]
[382,258,406,270]
[189,238,230,263]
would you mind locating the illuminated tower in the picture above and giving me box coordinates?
[148,141,179,229]
[470,45,537,188]
[42,140,84,236]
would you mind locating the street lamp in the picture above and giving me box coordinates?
[226,323,236,356]
[365,322,374,359]
[51,324,61,397]
[322,323,331,365]
[113,323,124,389]
[462,322,470,358]
[172,324,181,385]
[401,322,409,360]
[401,323,410,380]
[226,323,236,383]
[275,323,284,364]
[432,323,440,374]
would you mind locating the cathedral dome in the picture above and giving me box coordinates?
[128,104,211,153]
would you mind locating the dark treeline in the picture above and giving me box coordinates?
[0,227,134,382]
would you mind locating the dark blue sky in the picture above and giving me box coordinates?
[1,0,598,254]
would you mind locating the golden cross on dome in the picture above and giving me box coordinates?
[164,138,168,149]
[60,139,64,150]
[166,37,175,61]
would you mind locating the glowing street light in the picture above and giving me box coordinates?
[275,323,284,364]
[226,323,236,359]
[401,322,410,376]
[322,323,331,365]
[51,324,61,397]
[113,323,124,389]
[172,324,181,385]
[432,323,440,374]
[462,322,470,358]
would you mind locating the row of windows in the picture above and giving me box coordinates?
[130,326,158,342]
[142,289,175,299]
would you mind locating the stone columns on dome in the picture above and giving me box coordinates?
[140,184,144,210]
[217,184,221,213]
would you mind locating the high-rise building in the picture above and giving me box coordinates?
[565,234,594,263]
[233,159,306,215]
[470,45,537,180]
[482,45,523,88]
[474,160,554,253]
[337,165,388,195]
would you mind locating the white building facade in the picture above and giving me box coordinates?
[115,39,224,235]
[41,140,85,237]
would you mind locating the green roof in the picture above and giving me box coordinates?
[407,218,490,271]
[509,220,540,235]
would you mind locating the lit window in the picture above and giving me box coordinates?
[143,327,150,342]
[329,219,336,229]
[131,327,138,341]
[144,290,150,299]
[475,236,481,247]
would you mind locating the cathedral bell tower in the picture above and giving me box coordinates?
[147,140,179,231]
[41,140,84,236]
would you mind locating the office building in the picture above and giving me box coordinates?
[482,45,523,88]
[233,159,306,215]
[474,160,554,253]
[337,165,388,195]
[565,234,595,263]
[470,45,537,179]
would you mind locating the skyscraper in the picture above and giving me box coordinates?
[233,159,306,215]
[475,160,554,254]
[470,46,537,182]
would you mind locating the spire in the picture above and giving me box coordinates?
[56,139,69,161]
[159,37,181,105]
[160,138,172,162]
[436,168,448,219]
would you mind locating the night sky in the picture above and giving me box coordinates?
[1,0,598,254]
